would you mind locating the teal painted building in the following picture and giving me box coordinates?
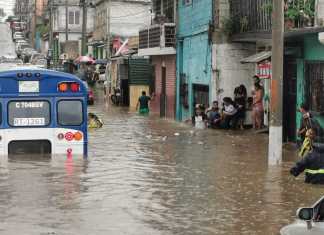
[294,32,324,142]
[176,0,213,121]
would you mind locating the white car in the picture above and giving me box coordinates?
[15,39,28,44]
[13,32,23,39]
[280,196,324,235]
[30,53,46,64]
[14,34,24,42]
[15,41,29,51]
[16,44,30,57]
[34,59,47,68]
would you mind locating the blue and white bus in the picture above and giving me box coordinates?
[0,68,88,156]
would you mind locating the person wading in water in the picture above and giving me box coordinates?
[297,104,314,158]
[136,91,152,115]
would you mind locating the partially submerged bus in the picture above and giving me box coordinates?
[0,68,88,156]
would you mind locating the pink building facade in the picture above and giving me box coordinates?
[150,55,176,119]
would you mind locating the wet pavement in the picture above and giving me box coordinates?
[0,86,324,235]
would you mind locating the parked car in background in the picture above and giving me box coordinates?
[280,196,324,235]
[1,53,16,60]
[83,81,94,105]
[21,48,38,63]
[30,53,46,64]
[34,59,47,68]
[13,26,22,32]
[7,16,19,24]
[95,59,108,83]
[0,58,23,65]
[15,39,29,46]
[16,43,30,58]
[98,64,107,83]
[88,89,94,105]
[14,35,24,42]
[15,41,29,50]
[13,32,24,41]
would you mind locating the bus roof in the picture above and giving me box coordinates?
[0,67,77,80]
[0,68,88,96]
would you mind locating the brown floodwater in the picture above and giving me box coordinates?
[0,86,323,235]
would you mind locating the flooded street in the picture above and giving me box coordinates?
[0,87,323,235]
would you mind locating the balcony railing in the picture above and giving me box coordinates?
[230,0,315,35]
[139,23,176,49]
[230,0,272,34]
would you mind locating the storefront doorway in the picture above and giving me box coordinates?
[283,60,297,142]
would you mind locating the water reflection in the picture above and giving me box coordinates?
[0,87,323,234]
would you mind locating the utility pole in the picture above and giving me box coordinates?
[65,0,68,41]
[268,0,284,165]
[106,0,111,58]
[49,0,53,51]
[33,0,37,49]
[81,0,87,56]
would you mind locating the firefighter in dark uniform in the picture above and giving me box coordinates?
[290,147,324,184]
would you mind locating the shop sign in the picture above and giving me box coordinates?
[257,62,272,79]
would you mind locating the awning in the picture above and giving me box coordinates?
[240,51,271,63]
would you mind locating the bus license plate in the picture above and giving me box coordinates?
[13,118,45,126]
[19,81,39,93]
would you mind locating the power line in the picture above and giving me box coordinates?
[110,9,150,19]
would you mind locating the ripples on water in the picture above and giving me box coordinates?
[0,89,323,234]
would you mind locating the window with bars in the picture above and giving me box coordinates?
[305,61,324,143]
[75,11,80,25]
[305,62,324,113]
[69,11,74,24]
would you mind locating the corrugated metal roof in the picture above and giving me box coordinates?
[240,51,271,63]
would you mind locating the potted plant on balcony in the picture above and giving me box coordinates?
[284,6,300,29]
[303,0,315,26]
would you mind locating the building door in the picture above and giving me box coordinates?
[160,66,167,117]
[283,60,297,142]
[121,79,129,106]
[192,84,209,108]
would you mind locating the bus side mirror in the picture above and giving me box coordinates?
[297,207,314,230]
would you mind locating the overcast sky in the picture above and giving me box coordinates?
[0,0,15,17]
